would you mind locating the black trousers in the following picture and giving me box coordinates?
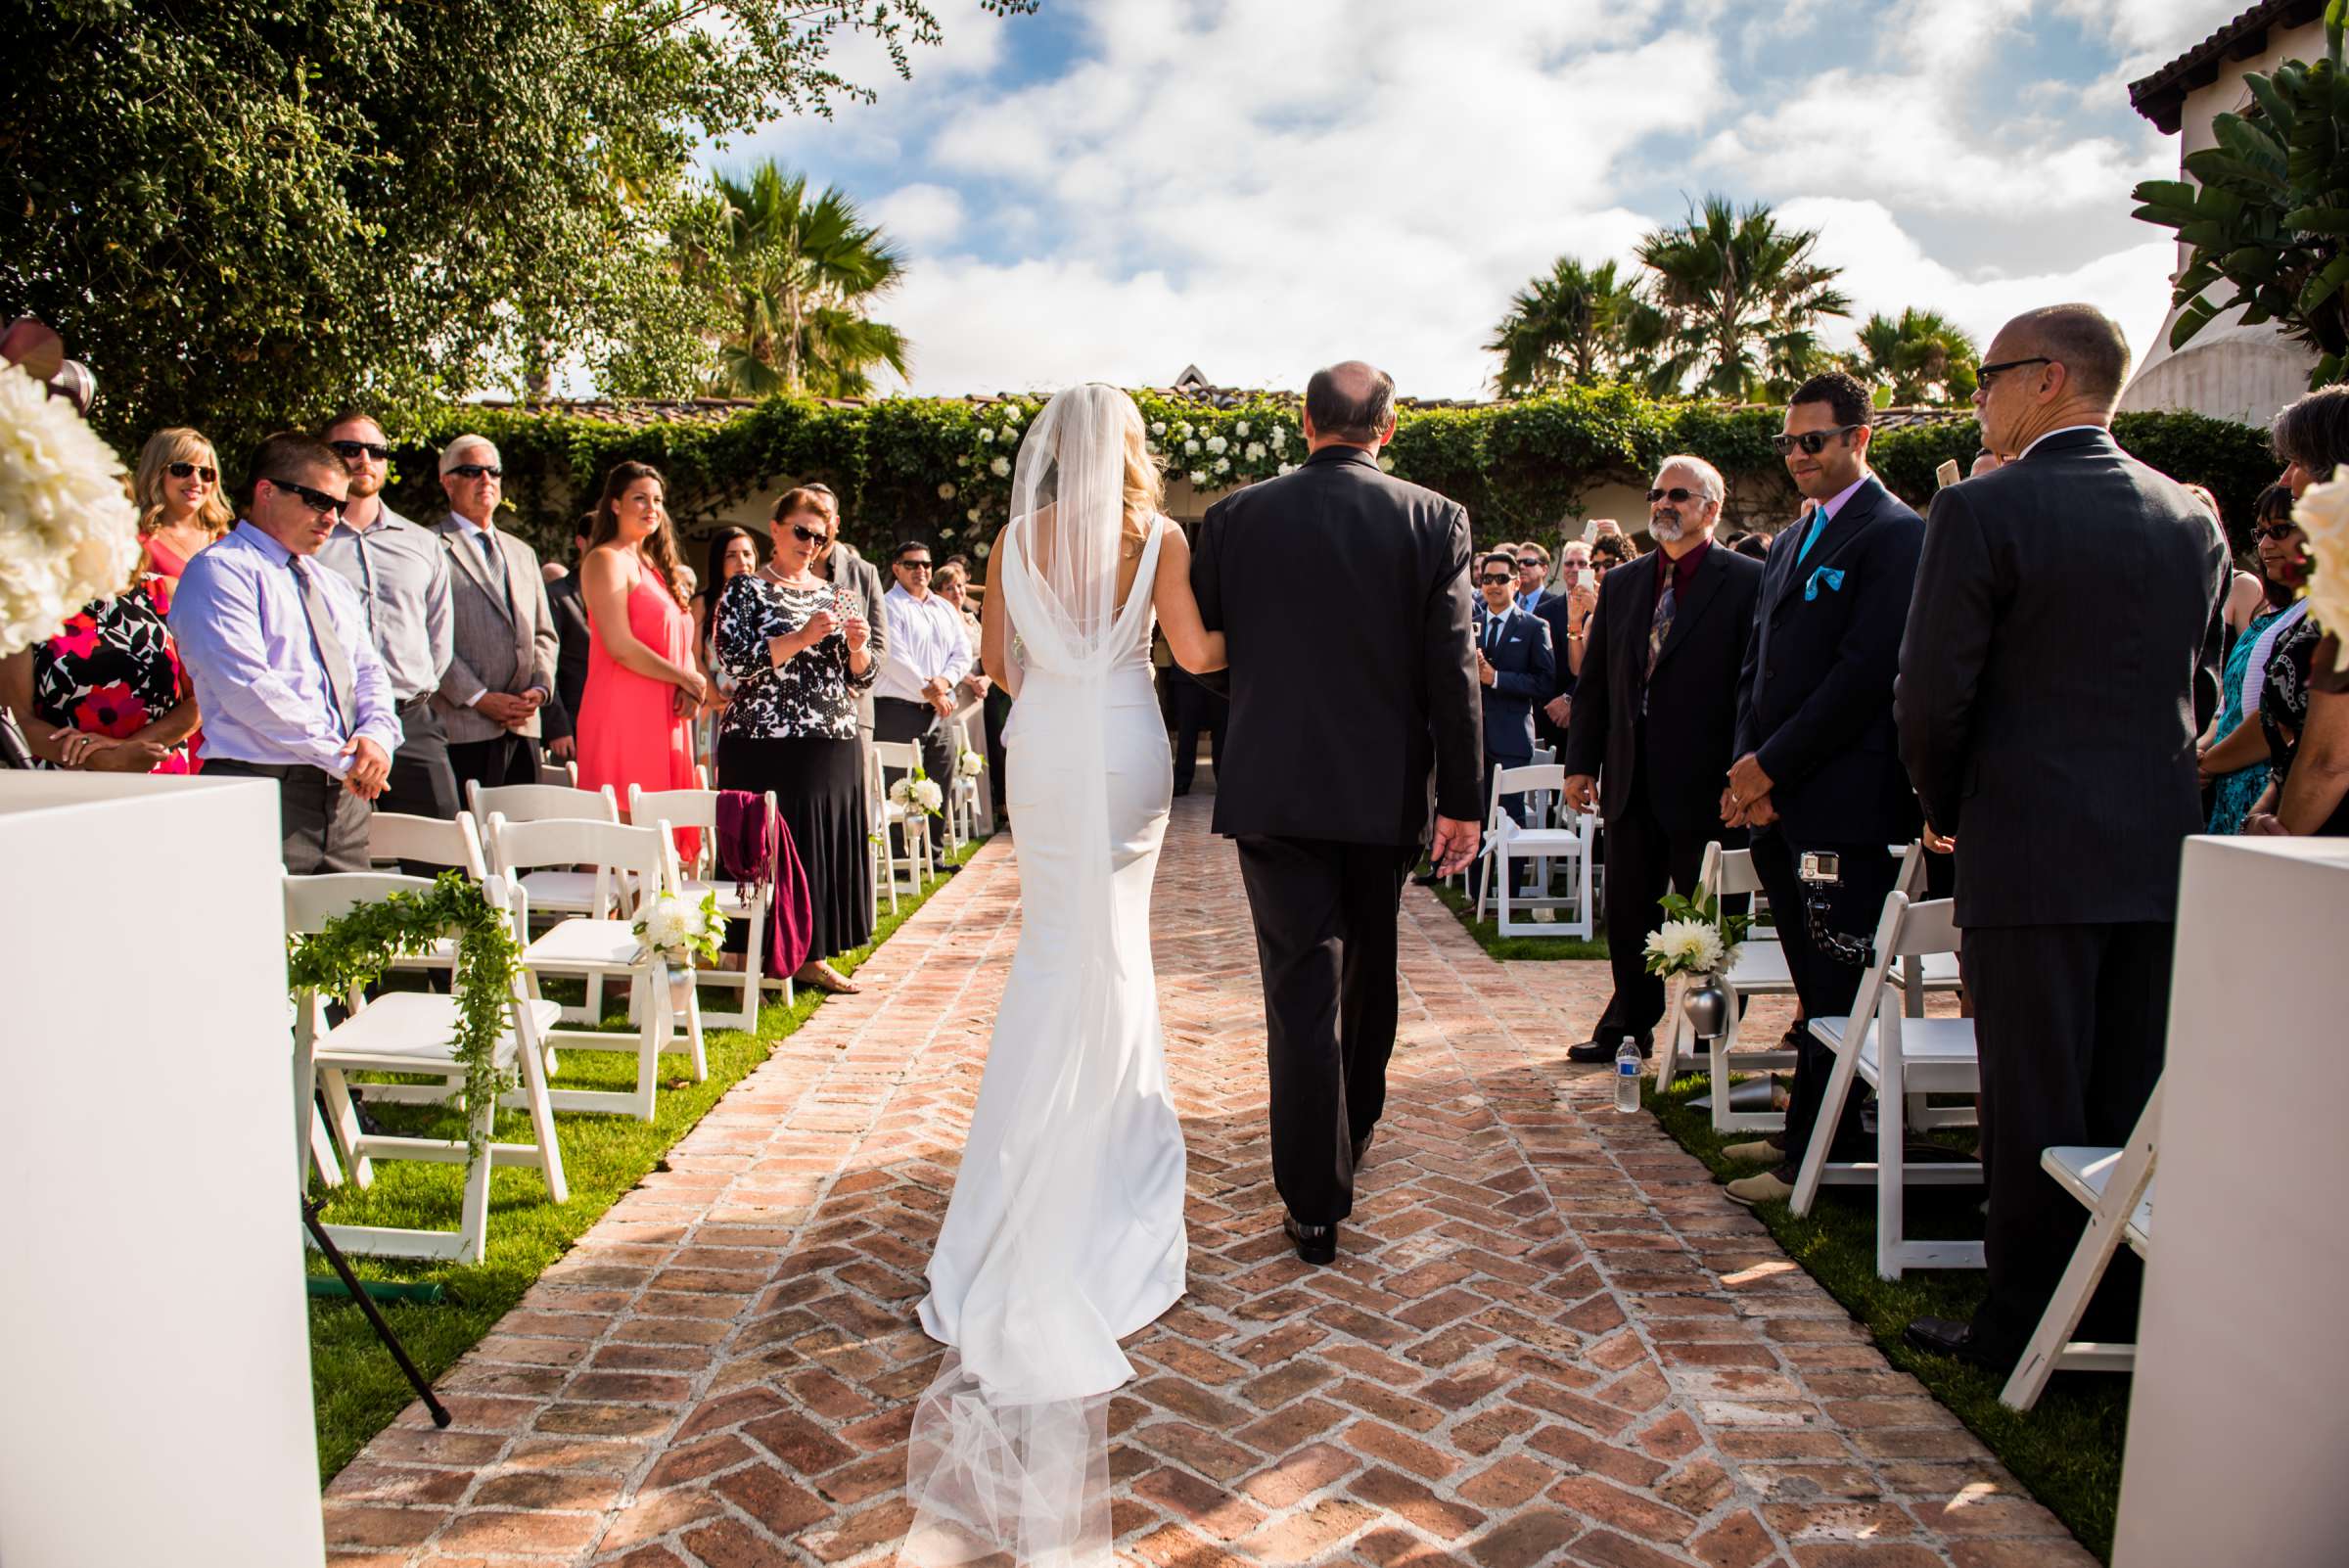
[378,697,460,820]
[1234,835,1417,1225]
[207,759,372,874]
[1750,829,1896,1163]
[983,686,1011,813]
[874,696,951,782]
[1963,922,2170,1358]
[1473,753,1535,903]
[1170,675,1221,795]
[446,730,539,795]
[1595,775,1741,1043]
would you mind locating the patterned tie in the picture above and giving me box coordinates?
[290,557,358,737]
[1643,575,1677,715]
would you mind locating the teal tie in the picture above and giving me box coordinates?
[1795,509,1828,566]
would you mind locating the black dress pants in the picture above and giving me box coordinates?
[207,760,372,874]
[1594,776,1737,1044]
[1170,673,1221,795]
[1962,922,2170,1359]
[378,697,460,820]
[1750,829,1896,1164]
[874,696,951,853]
[446,730,539,795]
[1234,834,1417,1225]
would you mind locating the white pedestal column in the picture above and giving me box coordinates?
[0,774,324,1567]
[2115,837,2349,1568]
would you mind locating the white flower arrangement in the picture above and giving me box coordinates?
[1189,469,1210,486]
[1244,441,1266,462]
[891,766,945,815]
[1205,434,1228,455]
[1150,420,1167,436]
[1642,919,1725,978]
[633,889,727,969]
[1183,438,1201,455]
[1234,420,1251,438]
[1173,421,1192,439]
[977,426,995,443]
[990,456,1011,478]
[957,745,985,777]
[1213,456,1231,474]
[0,362,141,660]
[2297,466,2349,671]
[937,482,956,501]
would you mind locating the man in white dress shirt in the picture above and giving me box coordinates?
[874,537,969,853]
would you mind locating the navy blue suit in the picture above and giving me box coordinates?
[1474,599,1555,901]
[1530,590,1583,754]
[1732,475,1925,1165]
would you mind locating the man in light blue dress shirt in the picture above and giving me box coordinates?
[169,432,402,872]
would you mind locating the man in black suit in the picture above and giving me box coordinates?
[1562,457,1765,1062]
[1472,550,1556,900]
[540,519,593,766]
[1531,542,1595,757]
[1191,360,1483,1266]
[1716,372,1926,1205]
[1897,303,2227,1368]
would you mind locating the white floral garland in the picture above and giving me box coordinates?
[2297,464,2349,673]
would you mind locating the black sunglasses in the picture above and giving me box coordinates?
[1480,574,1516,584]
[2254,521,2301,541]
[1770,425,1862,457]
[267,477,345,517]
[449,462,501,480]
[165,460,218,483]
[329,439,389,461]
[1646,485,1706,505]
[1976,355,2052,388]
[790,523,831,546]
[898,559,934,571]
[1515,557,1544,568]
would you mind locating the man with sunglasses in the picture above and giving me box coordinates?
[1562,457,1763,1064]
[873,536,969,841]
[1473,550,1557,902]
[1714,371,1925,1206]
[431,435,560,794]
[315,411,459,819]
[1896,302,2228,1372]
[168,432,402,872]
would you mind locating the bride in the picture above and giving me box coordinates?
[901,384,1225,1567]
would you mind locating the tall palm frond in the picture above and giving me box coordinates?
[1485,256,1641,394]
[1633,195,1851,400]
[1854,307,1980,404]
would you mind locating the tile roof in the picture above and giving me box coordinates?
[2127,0,2327,134]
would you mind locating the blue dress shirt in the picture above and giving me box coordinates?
[168,521,402,774]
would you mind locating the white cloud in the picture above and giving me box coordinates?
[870,183,967,248]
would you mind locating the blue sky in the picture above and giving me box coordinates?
[701,0,2227,398]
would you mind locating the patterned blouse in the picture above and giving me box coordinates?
[714,574,875,742]
[30,578,195,773]
[2258,612,2349,836]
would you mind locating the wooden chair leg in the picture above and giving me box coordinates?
[1877,1050,1906,1280]
[320,1066,374,1188]
[514,1013,569,1207]
[456,1091,495,1264]
[1791,1027,1865,1216]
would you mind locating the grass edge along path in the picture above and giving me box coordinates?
[1424,870,1610,961]
[305,838,983,1481]
[1644,1071,2129,1562]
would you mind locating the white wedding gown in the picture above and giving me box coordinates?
[902,395,1188,1568]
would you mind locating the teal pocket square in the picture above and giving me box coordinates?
[1804,567,1845,602]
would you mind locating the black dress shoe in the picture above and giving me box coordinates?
[1902,1314,2004,1369]
[1283,1214,1338,1266]
[1567,1035,1650,1064]
[1352,1128,1375,1168]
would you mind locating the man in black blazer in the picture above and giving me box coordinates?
[1530,546,1594,756]
[540,519,593,764]
[1897,304,2227,1368]
[1563,458,1765,1061]
[1718,372,1926,1205]
[1192,361,1483,1266]
[1472,551,1556,899]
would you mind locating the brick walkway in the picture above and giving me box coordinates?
[324,795,2093,1567]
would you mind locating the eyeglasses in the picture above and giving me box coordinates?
[267,478,345,517]
[1480,575,1516,585]
[898,560,934,572]
[165,461,217,483]
[1770,426,1862,457]
[328,439,389,461]
[449,463,501,480]
[1976,356,2052,389]
[1646,485,1707,505]
[1515,557,1544,569]
[790,524,831,547]
[2254,521,2302,541]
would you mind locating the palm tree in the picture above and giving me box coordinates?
[1853,307,1980,404]
[1485,256,1642,394]
[689,161,910,397]
[1632,196,1851,400]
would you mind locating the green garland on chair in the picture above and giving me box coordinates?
[287,872,523,1169]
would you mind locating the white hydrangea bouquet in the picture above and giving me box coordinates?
[891,765,945,816]
[2296,465,2349,680]
[632,889,726,971]
[0,358,141,660]
[1642,890,1751,980]
[955,744,985,779]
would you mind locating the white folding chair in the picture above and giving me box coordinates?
[290,872,568,1264]
[1882,842,1964,1015]
[628,783,790,1031]
[871,738,937,888]
[366,810,490,978]
[488,815,704,1121]
[1789,891,1983,1279]
[470,780,623,1009]
[2001,1079,2162,1409]
[948,709,994,838]
[1654,841,1796,1130]
[1471,764,1596,939]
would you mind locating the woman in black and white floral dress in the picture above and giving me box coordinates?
[714,488,878,992]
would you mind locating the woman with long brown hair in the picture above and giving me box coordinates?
[132,427,234,588]
[576,461,706,859]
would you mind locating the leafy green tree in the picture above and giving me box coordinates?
[2130,1,2348,389]
[0,0,1030,456]
[1631,196,1852,401]
[689,162,910,398]
[1485,257,1643,395]
[1853,307,1980,405]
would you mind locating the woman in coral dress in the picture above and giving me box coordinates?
[576,461,707,862]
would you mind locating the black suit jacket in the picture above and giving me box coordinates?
[1530,591,1582,701]
[1733,475,1925,846]
[540,572,592,744]
[1897,427,2228,927]
[1472,600,1555,763]
[1191,445,1482,844]
[1563,543,1764,841]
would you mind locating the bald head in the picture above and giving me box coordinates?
[2003,304,2132,405]
[1304,360,1398,446]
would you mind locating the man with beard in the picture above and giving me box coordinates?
[1562,457,1764,1062]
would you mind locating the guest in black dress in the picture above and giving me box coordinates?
[2248,385,2349,838]
[714,488,879,993]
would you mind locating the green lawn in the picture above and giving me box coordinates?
[1423,870,1611,961]
[305,840,981,1480]
[1645,1072,2128,1562]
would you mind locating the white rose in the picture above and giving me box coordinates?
[1174,421,1192,438]
[967,506,981,523]
[1244,441,1266,462]
[1205,435,1228,455]
[1278,462,1296,475]
[1183,438,1200,455]
[2297,467,2349,669]
[0,363,141,660]
[1001,404,1023,424]
[1150,421,1167,436]
[1214,457,1230,474]
[975,542,990,558]
[937,482,956,500]
[1000,426,1020,444]
[1234,420,1251,437]
[1378,456,1396,473]
[990,456,1011,478]
[1189,470,1209,486]
[978,427,994,443]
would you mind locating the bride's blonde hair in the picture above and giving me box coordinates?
[1115,396,1164,543]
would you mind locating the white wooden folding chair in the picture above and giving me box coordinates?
[2000,1079,2161,1409]
[1470,764,1596,939]
[1881,842,1964,1015]
[469,780,623,1009]
[366,810,490,979]
[290,872,568,1264]
[488,815,704,1121]
[947,708,993,838]
[871,738,937,888]
[629,783,790,1031]
[1789,891,1983,1278]
[1654,841,1797,1130]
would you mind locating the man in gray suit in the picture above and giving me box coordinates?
[1897,303,2227,1369]
[432,434,560,793]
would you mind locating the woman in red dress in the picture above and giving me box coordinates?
[576,462,707,862]
[132,427,233,586]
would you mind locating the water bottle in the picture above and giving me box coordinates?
[1613,1036,1641,1114]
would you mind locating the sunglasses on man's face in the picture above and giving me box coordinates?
[1647,485,1704,505]
[1481,574,1516,585]
[450,463,501,480]
[166,461,218,484]
[329,439,389,461]
[2254,521,2302,541]
[270,478,345,517]
[898,559,934,572]
[1516,557,1543,569]
[790,524,831,547]
[1770,426,1861,457]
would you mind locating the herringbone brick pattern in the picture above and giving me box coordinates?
[325,795,2092,1567]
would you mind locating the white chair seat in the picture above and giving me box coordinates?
[1496,828,1584,853]
[1811,1013,1978,1070]
[520,869,608,913]
[318,992,562,1072]
[1724,938,1794,992]
[2044,1146,2155,1253]
[1889,950,1963,989]
[522,917,645,971]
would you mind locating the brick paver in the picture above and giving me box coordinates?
[327,796,2092,1566]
